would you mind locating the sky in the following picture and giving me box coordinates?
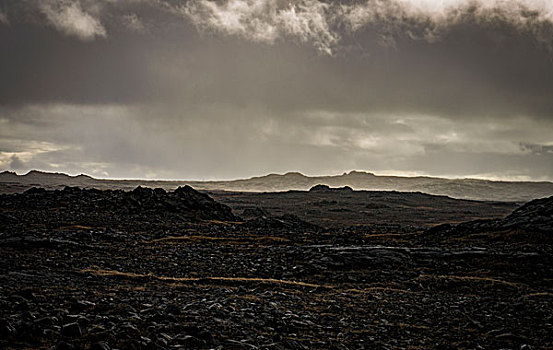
[0,0,552,181]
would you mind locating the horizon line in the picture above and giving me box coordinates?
[2,169,552,184]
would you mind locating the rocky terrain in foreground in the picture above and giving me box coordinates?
[1,186,552,349]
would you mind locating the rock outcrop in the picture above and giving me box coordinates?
[425,195,553,238]
[500,195,553,232]
[6,185,238,223]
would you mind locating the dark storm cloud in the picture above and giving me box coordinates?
[8,155,26,170]
[1,1,553,106]
[0,0,552,180]
[520,142,553,155]
[1,0,552,118]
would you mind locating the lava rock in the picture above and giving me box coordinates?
[61,322,82,338]
[54,341,75,350]
[90,341,111,350]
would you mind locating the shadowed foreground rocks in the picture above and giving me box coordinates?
[0,187,552,349]
[424,195,553,243]
[19,185,238,222]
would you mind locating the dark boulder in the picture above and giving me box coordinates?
[171,185,237,221]
[309,184,331,192]
[60,322,82,338]
[54,341,75,350]
[500,195,553,232]
[241,207,270,219]
[423,195,553,239]
[309,185,354,193]
[244,214,321,232]
[90,341,111,350]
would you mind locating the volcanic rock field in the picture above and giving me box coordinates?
[1,185,552,349]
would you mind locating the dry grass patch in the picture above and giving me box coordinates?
[416,274,527,289]
[344,287,418,295]
[141,235,290,244]
[82,267,325,289]
[522,292,553,299]
[362,233,419,238]
[55,224,95,231]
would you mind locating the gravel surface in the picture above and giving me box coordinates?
[1,187,552,349]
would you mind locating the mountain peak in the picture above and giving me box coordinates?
[21,170,94,179]
[283,172,307,178]
[343,170,376,177]
[24,170,68,177]
[24,170,47,176]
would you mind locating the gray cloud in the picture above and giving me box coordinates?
[340,0,553,45]
[0,1,552,180]
[181,0,339,55]
[520,142,553,155]
[2,28,552,120]
[39,0,106,41]
[3,1,553,52]
[8,155,26,170]
[121,13,145,33]
[175,0,553,55]
[1,104,552,180]
[0,8,8,25]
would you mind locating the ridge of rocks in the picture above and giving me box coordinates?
[425,195,553,237]
[12,185,238,222]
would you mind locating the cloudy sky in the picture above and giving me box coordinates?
[1,0,552,180]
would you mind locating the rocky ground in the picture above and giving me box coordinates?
[1,186,552,349]
[209,185,519,229]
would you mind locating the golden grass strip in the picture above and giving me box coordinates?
[344,287,418,294]
[201,220,244,225]
[362,233,419,238]
[522,292,553,298]
[417,274,525,288]
[55,225,95,231]
[141,235,290,244]
[82,268,324,288]
[351,323,429,331]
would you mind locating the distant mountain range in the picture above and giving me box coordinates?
[1,170,553,202]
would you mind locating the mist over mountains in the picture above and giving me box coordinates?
[2,170,552,202]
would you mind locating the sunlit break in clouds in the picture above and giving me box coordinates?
[0,0,552,180]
